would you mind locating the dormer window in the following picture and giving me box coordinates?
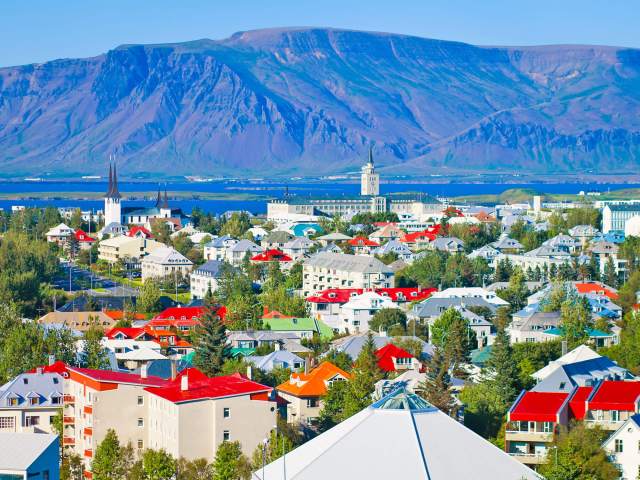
[7,397,19,407]
[30,397,39,406]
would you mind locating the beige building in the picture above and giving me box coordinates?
[98,236,164,264]
[38,311,117,332]
[146,369,277,459]
[277,362,350,425]
[302,252,394,297]
[141,247,193,281]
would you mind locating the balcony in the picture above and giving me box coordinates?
[508,453,548,465]
[505,431,554,442]
[83,471,93,479]
[83,406,93,415]
[63,395,75,403]
[63,416,75,425]
[84,427,93,436]
[63,436,75,446]
[84,449,93,459]
[584,419,623,431]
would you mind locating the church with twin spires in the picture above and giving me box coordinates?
[267,149,441,221]
[101,164,186,234]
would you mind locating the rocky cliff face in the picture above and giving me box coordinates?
[0,28,639,177]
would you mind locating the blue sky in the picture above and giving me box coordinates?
[1,0,638,67]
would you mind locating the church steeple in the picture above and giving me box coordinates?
[161,188,169,209]
[155,187,162,208]
[368,147,374,165]
[361,147,379,196]
[105,162,121,199]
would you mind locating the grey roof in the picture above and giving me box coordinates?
[263,230,294,243]
[413,297,497,319]
[589,241,619,255]
[568,225,599,237]
[206,235,237,248]
[485,281,543,292]
[230,239,262,253]
[468,244,499,259]
[543,234,581,249]
[524,245,571,258]
[604,203,640,212]
[0,372,64,408]
[317,232,353,242]
[491,237,524,251]
[304,252,393,274]
[532,357,632,392]
[373,240,413,256]
[245,350,305,372]
[0,433,58,471]
[319,242,342,253]
[330,335,433,361]
[431,237,464,250]
[193,260,224,278]
[284,237,315,249]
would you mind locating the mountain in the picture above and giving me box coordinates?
[1,27,639,177]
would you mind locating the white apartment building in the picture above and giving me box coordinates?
[98,236,164,263]
[302,252,394,297]
[190,260,224,299]
[141,247,193,281]
[339,292,396,334]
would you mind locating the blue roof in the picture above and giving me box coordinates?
[194,260,224,277]
[292,223,324,237]
[371,387,435,411]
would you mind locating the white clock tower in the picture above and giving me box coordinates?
[104,163,122,225]
[361,148,379,196]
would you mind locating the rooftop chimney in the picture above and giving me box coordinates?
[170,361,177,381]
[561,340,568,356]
[246,366,253,381]
[181,374,189,391]
[48,354,55,366]
[140,364,148,379]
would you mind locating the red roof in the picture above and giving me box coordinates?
[153,306,206,321]
[74,229,96,243]
[400,230,437,244]
[574,282,619,300]
[569,386,593,420]
[251,249,292,262]
[348,236,379,247]
[128,226,153,238]
[509,391,569,422]
[105,327,145,340]
[28,360,69,376]
[145,368,271,403]
[375,344,415,372]
[104,310,146,321]
[69,367,168,387]
[588,381,640,411]
[306,287,436,304]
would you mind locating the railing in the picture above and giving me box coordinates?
[63,416,74,424]
[508,452,548,465]
[83,406,93,415]
[84,449,93,458]
[505,430,554,442]
[63,395,75,403]
[63,436,75,445]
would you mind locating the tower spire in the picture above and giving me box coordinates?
[107,163,113,196]
[155,186,162,208]
[162,188,169,209]
[369,146,373,165]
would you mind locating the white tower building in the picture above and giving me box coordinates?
[104,164,122,226]
[361,148,380,196]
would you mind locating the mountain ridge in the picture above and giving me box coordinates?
[0,27,639,177]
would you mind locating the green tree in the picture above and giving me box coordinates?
[324,350,354,372]
[92,430,126,480]
[69,208,84,230]
[485,325,519,409]
[430,308,475,369]
[220,213,252,238]
[538,423,619,480]
[82,319,109,369]
[458,382,505,440]
[138,279,163,315]
[176,458,213,480]
[496,268,530,313]
[560,299,592,349]
[60,453,84,480]
[139,449,177,480]
[369,308,407,334]
[193,307,229,376]
[342,333,384,418]
[418,347,456,415]
[603,256,619,288]
[318,379,350,431]
[212,441,251,480]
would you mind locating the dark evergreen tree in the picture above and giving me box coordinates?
[193,306,229,376]
[486,325,519,409]
[419,347,456,416]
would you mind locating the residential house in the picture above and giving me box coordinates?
[375,344,421,373]
[261,231,294,250]
[190,260,224,299]
[430,287,510,308]
[261,315,334,340]
[290,223,324,238]
[400,228,438,251]
[339,291,396,334]
[227,239,263,265]
[347,236,380,255]
[45,223,74,245]
[315,232,352,246]
[531,356,632,393]
[372,240,414,262]
[74,229,96,250]
[247,227,269,241]
[38,311,117,332]
[602,414,640,480]
[302,252,394,297]
[98,236,164,264]
[226,331,302,351]
[251,249,293,265]
[505,391,570,466]
[141,247,193,281]
[0,371,64,434]
[204,236,238,261]
[582,381,640,431]
[543,234,581,253]
[507,307,561,343]
[277,362,351,425]
[568,225,599,244]
[369,225,405,244]
[145,369,277,459]
[468,244,500,263]
[282,237,315,261]
[128,226,153,239]
[411,297,499,326]
[491,236,525,254]
[245,350,306,373]
[429,237,465,253]
[330,334,434,362]
[0,432,59,480]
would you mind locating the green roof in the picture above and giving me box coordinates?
[229,347,256,357]
[470,346,493,366]
[263,317,334,340]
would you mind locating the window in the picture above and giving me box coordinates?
[137,396,144,406]
[43,471,49,480]
[53,378,59,384]
[51,396,61,405]
[558,382,566,390]
[137,418,144,427]
[615,439,623,453]
[24,416,39,427]
[306,399,319,408]
[0,417,15,429]
[543,422,552,433]
[137,440,144,449]
[223,430,230,441]
[612,410,620,422]
[7,398,18,407]
[223,408,230,418]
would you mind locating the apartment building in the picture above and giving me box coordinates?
[505,391,570,466]
[204,236,238,261]
[302,252,394,297]
[277,362,351,425]
[0,370,64,434]
[141,247,193,281]
[603,414,640,480]
[98,236,164,264]
[145,369,277,460]
[582,381,640,431]
[190,260,224,299]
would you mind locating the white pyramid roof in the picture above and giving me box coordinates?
[253,389,540,480]
[532,344,601,381]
